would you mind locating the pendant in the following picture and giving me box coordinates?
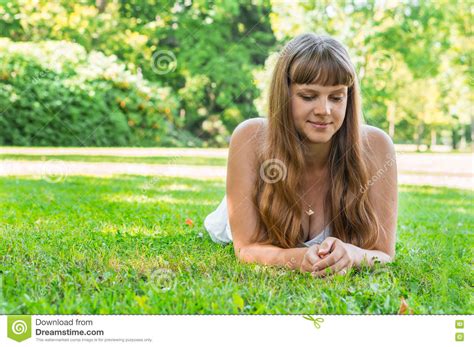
[305,208,314,216]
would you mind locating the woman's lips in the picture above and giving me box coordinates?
[308,121,331,129]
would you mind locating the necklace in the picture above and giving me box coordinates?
[302,198,315,216]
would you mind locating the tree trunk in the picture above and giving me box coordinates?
[430,128,436,148]
[414,123,424,151]
[470,117,474,144]
[387,102,395,139]
[452,128,458,150]
[459,131,466,149]
[96,0,107,13]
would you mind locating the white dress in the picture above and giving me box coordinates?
[204,195,331,247]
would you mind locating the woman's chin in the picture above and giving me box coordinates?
[304,133,332,144]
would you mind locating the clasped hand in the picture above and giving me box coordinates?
[300,237,360,277]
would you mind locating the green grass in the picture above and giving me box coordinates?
[0,154,226,166]
[0,175,472,314]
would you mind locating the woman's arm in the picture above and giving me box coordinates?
[363,125,398,259]
[312,237,392,274]
[310,126,398,276]
[226,118,320,272]
[236,243,308,270]
[352,247,393,266]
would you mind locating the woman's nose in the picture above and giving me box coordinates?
[313,98,331,115]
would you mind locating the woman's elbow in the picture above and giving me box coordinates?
[233,243,251,263]
[379,250,395,264]
[387,251,395,263]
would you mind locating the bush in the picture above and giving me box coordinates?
[0,38,202,146]
[0,0,277,147]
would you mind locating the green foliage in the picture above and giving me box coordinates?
[0,0,276,146]
[0,38,203,146]
[267,0,472,147]
[0,0,470,147]
[0,154,227,166]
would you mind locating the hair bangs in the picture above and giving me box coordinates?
[289,45,354,87]
[256,33,379,250]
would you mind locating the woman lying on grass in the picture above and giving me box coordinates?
[204,33,398,277]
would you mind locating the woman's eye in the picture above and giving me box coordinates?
[299,95,343,102]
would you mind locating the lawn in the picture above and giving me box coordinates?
[0,154,227,166]
[0,175,472,314]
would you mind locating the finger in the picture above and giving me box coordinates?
[305,246,322,265]
[299,258,310,272]
[336,267,349,276]
[332,260,351,277]
[312,259,349,278]
[317,237,336,256]
[300,256,317,273]
[319,251,330,258]
[312,248,344,271]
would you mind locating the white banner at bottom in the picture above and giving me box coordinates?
[0,315,470,347]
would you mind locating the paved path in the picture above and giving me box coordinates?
[0,161,226,180]
[0,150,472,189]
[0,147,228,158]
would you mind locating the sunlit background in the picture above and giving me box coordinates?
[0,0,471,149]
[0,0,472,315]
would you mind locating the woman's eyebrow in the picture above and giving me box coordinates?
[298,87,346,93]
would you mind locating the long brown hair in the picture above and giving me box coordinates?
[254,33,380,249]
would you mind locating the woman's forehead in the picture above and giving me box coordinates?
[291,84,348,93]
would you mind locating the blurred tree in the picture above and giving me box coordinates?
[265,0,471,147]
[0,0,276,146]
[96,0,107,13]
[0,0,470,147]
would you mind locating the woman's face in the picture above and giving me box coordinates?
[290,83,348,144]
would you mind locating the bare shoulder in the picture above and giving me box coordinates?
[229,117,267,162]
[360,124,396,168]
[361,124,394,148]
[231,117,267,142]
[226,117,268,249]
